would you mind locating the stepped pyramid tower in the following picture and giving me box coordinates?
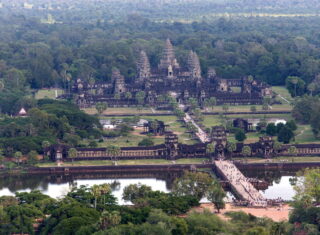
[112,68,126,94]
[137,50,151,82]
[158,39,180,70]
[187,50,201,79]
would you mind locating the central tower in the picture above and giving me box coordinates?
[158,39,180,71]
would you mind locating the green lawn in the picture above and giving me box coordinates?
[234,156,320,164]
[35,89,64,99]
[84,107,172,115]
[272,86,293,103]
[294,125,320,144]
[37,158,208,167]
[205,104,292,113]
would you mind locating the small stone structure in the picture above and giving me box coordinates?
[233,118,253,132]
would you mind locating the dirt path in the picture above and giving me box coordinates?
[192,203,291,222]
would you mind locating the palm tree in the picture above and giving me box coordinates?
[42,140,51,157]
[99,210,121,229]
[95,102,107,115]
[99,183,111,206]
[68,148,77,165]
[124,92,132,100]
[88,77,95,94]
[307,83,316,96]
[206,143,216,157]
[106,145,121,162]
[91,185,102,209]
[14,151,23,165]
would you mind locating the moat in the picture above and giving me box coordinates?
[0,169,298,203]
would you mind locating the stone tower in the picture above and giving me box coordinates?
[207,67,217,79]
[113,68,126,94]
[137,50,151,82]
[158,39,180,71]
[187,50,201,80]
[165,132,179,160]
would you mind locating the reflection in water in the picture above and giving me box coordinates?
[0,170,299,202]
[0,172,178,204]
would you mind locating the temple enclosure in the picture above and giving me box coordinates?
[63,39,273,108]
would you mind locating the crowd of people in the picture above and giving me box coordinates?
[216,160,268,207]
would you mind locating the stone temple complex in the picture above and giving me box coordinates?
[71,39,272,108]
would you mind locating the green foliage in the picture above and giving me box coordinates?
[241,146,252,157]
[235,128,246,142]
[277,126,294,144]
[138,138,155,147]
[286,76,306,97]
[172,171,213,200]
[266,123,277,136]
[95,102,108,115]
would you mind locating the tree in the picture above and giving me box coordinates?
[250,106,257,112]
[209,97,217,110]
[106,145,121,161]
[124,92,132,100]
[122,183,152,203]
[68,148,77,164]
[288,146,297,156]
[27,150,38,165]
[95,102,107,115]
[277,126,294,144]
[206,182,226,213]
[41,140,51,156]
[138,138,154,147]
[235,129,246,142]
[266,123,277,136]
[172,171,213,200]
[222,104,229,113]
[114,93,121,100]
[294,168,320,204]
[286,76,306,97]
[226,142,236,153]
[241,146,251,157]
[206,143,216,156]
[273,141,282,152]
[136,91,146,105]
[99,210,121,229]
[91,185,101,209]
[14,151,23,165]
[307,83,316,96]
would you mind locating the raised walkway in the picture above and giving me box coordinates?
[215,160,267,207]
[180,106,267,207]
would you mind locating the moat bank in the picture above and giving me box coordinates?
[4,161,320,175]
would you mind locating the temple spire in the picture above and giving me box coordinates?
[158,39,180,70]
[112,68,126,94]
[187,50,201,79]
[137,50,151,82]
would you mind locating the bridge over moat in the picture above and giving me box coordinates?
[182,107,267,207]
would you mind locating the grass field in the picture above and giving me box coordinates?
[205,104,292,113]
[37,158,207,167]
[294,125,320,144]
[98,115,197,146]
[234,156,320,164]
[272,86,294,103]
[84,107,172,115]
[35,89,64,99]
